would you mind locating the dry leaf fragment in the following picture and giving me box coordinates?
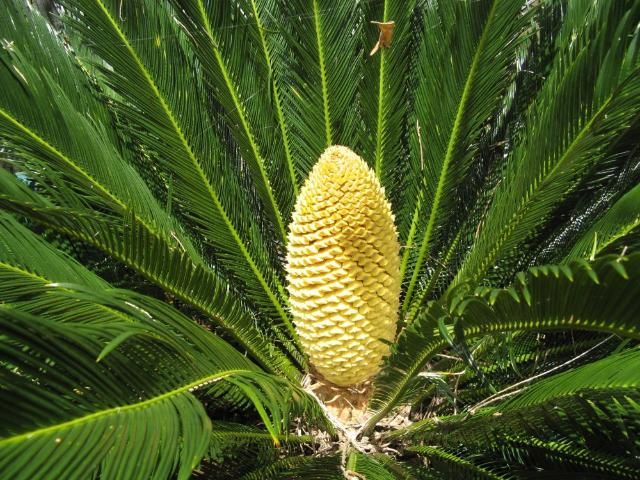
[369,20,395,56]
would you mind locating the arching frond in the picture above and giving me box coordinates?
[565,181,640,260]
[277,0,362,178]
[400,0,532,312]
[404,349,640,478]
[0,178,300,377]
[367,254,640,432]
[238,454,343,480]
[0,306,239,480]
[58,0,297,340]
[455,0,640,286]
[0,220,329,479]
[408,446,509,480]
[358,0,420,188]
[0,1,302,371]
[168,0,292,240]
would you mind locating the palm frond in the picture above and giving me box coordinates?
[455,0,640,286]
[208,421,314,459]
[168,0,293,240]
[58,0,297,340]
[498,436,639,479]
[0,1,303,370]
[365,453,435,480]
[446,332,617,409]
[523,119,640,266]
[0,177,300,377]
[400,0,532,312]
[565,181,640,260]
[238,454,342,480]
[408,446,509,480]
[0,298,324,479]
[366,254,640,433]
[0,218,329,478]
[347,451,425,480]
[358,0,420,188]
[276,0,361,178]
[198,422,314,479]
[404,349,640,478]
[0,306,231,480]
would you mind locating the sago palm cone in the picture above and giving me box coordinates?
[286,146,401,386]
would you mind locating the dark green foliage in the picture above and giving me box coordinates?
[0,0,639,478]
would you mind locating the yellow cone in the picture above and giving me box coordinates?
[286,146,401,386]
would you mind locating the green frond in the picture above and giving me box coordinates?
[58,0,297,341]
[400,0,533,312]
[400,0,568,319]
[366,254,640,432]
[498,436,640,479]
[0,220,329,478]
[449,333,617,408]
[0,306,236,480]
[277,0,362,177]
[0,1,303,371]
[167,0,291,240]
[0,180,300,378]
[404,349,640,477]
[407,446,509,480]
[366,453,434,480]
[203,422,314,478]
[0,212,320,430]
[347,451,433,480]
[358,1,420,184]
[244,0,300,198]
[238,454,342,480]
[454,0,640,286]
[209,421,314,456]
[565,181,640,260]
[1,290,325,478]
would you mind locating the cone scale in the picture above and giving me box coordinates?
[286,146,401,386]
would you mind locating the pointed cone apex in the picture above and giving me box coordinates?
[286,146,401,386]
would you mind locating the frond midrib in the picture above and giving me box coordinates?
[194,0,288,242]
[502,436,640,478]
[455,75,625,286]
[249,0,298,197]
[404,225,464,327]
[373,0,390,178]
[313,0,332,146]
[0,369,245,447]
[93,0,294,337]
[402,0,500,312]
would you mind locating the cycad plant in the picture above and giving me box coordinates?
[1,0,639,478]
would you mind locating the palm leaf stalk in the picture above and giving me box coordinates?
[0,0,639,478]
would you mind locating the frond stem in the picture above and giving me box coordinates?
[313,0,332,146]
[373,0,389,178]
[249,0,299,197]
[0,369,245,447]
[194,0,288,243]
[402,0,500,313]
[90,0,294,338]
